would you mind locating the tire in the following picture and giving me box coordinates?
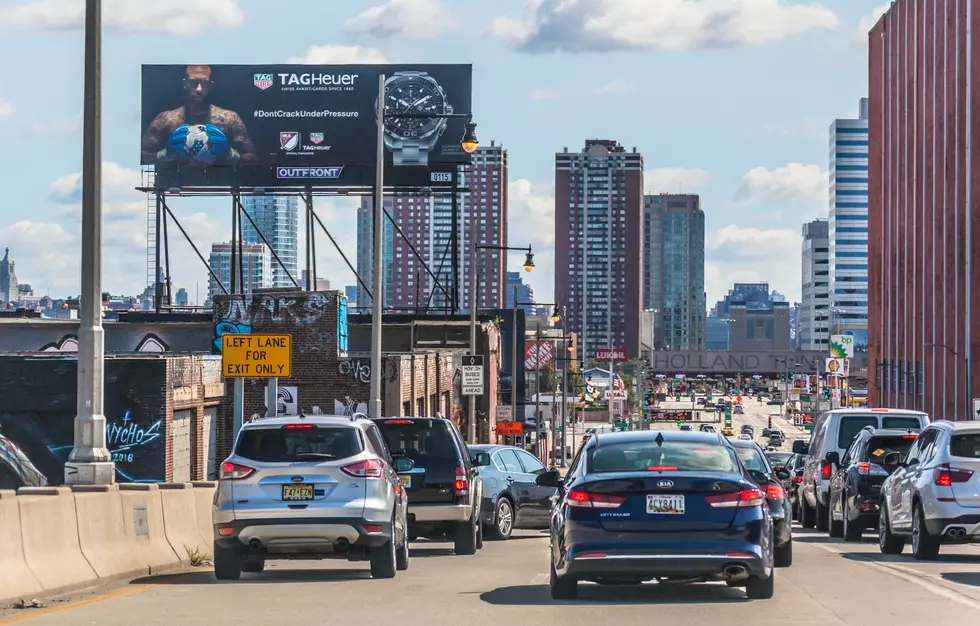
[476,520,484,550]
[878,503,906,554]
[815,498,829,532]
[911,502,941,560]
[774,539,793,568]
[829,494,844,538]
[487,497,514,540]
[800,496,815,529]
[241,556,265,574]
[396,532,410,571]
[550,559,578,599]
[745,569,775,600]
[370,533,397,579]
[454,517,478,555]
[213,545,244,581]
[791,501,799,522]
[842,500,863,542]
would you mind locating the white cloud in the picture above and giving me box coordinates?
[594,80,635,95]
[856,2,889,44]
[705,224,802,302]
[645,168,710,194]
[49,161,142,205]
[759,210,784,221]
[0,98,12,118]
[490,0,839,54]
[531,89,559,100]
[508,179,555,302]
[345,0,456,39]
[0,0,244,35]
[287,45,388,65]
[733,163,827,206]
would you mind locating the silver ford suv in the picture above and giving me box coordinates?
[212,414,414,579]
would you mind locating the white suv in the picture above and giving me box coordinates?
[212,414,414,580]
[879,420,980,559]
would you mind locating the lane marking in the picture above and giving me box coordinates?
[811,544,980,611]
[529,573,548,585]
[0,585,157,625]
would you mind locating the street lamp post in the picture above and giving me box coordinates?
[66,0,114,485]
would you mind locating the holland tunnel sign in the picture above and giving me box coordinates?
[649,351,828,374]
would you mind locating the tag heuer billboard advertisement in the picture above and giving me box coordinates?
[140,64,473,173]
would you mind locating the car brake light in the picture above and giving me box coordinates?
[857,462,889,477]
[934,463,974,487]
[705,488,765,508]
[454,467,468,493]
[217,527,235,536]
[283,424,315,429]
[565,490,626,508]
[341,459,384,478]
[220,462,256,480]
[795,476,803,483]
[647,466,678,471]
[903,434,918,439]
[820,460,832,478]
[765,484,784,500]
[385,419,414,424]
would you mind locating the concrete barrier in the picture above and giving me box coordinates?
[118,484,181,574]
[0,490,42,603]
[159,483,209,564]
[72,485,146,581]
[17,487,97,595]
[192,481,217,552]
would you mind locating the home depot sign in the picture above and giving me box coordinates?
[525,341,554,371]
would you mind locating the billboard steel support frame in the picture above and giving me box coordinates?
[308,200,372,299]
[154,192,163,313]
[160,198,227,295]
[162,203,172,306]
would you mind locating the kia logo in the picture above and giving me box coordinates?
[657,480,674,489]
[290,476,304,483]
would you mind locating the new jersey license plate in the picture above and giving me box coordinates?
[282,484,314,501]
[647,494,685,514]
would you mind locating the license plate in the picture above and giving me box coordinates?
[399,475,412,488]
[282,484,314,501]
[647,494,685,514]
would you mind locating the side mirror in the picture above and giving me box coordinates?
[775,468,791,481]
[535,469,563,488]
[883,451,902,467]
[792,440,809,454]
[825,451,840,467]
[471,452,492,467]
[393,457,415,473]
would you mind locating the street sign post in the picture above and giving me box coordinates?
[221,334,292,378]
[461,354,484,396]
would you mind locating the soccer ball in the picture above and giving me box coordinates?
[184,124,216,165]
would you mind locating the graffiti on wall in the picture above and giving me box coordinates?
[335,396,368,416]
[39,333,170,353]
[213,292,334,352]
[213,297,252,352]
[338,358,372,384]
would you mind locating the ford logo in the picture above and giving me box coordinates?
[290,476,304,483]
[657,480,674,489]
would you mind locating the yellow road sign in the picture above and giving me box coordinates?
[221,334,292,378]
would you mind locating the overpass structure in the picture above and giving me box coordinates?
[648,351,829,376]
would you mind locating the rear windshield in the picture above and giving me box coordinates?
[766,452,793,467]
[236,426,362,463]
[734,446,769,472]
[376,420,458,462]
[587,441,740,473]
[838,414,925,448]
[950,434,980,459]
[863,436,917,463]
[882,417,923,430]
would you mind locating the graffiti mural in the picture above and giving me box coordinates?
[335,396,368,417]
[39,335,78,352]
[213,296,252,352]
[338,358,372,384]
[39,333,170,353]
[212,292,336,353]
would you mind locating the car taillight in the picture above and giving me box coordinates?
[341,459,384,478]
[385,419,414,424]
[565,490,626,508]
[857,462,889,476]
[820,460,832,479]
[220,462,256,480]
[765,484,784,500]
[454,467,468,493]
[934,463,974,487]
[705,488,765,508]
[795,476,803,483]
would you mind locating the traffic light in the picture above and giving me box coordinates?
[768,416,772,429]
[780,373,787,382]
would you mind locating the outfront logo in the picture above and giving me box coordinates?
[310,133,324,145]
[280,132,300,151]
[254,73,274,90]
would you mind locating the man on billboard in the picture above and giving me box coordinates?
[141,65,257,166]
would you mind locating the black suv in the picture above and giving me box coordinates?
[373,417,483,555]
[827,426,919,541]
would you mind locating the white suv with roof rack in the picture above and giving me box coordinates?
[212,413,414,580]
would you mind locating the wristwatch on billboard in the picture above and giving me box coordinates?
[379,71,453,166]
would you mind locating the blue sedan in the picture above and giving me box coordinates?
[537,430,775,599]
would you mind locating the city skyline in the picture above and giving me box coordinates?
[0,0,888,307]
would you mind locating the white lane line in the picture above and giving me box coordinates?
[530,573,548,585]
[812,543,980,611]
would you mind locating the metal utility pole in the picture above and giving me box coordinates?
[511,285,518,446]
[369,74,386,419]
[66,0,114,485]
[468,219,478,443]
[534,322,542,459]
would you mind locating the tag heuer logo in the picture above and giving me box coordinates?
[310,133,324,145]
[254,74,274,90]
[280,132,300,151]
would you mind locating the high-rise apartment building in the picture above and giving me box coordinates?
[554,139,644,361]
[355,143,508,313]
[175,288,189,306]
[355,199,394,310]
[868,2,978,418]
[0,248,18,306]
[208,243,272,302]
[829,99,870,339]
[242,195,299,289]
[800,219,830,350]
[643,194,706,351]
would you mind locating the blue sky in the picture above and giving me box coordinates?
[0,0,888,305]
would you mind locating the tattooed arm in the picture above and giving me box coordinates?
[141,111,181,162]
[214,109,258,164]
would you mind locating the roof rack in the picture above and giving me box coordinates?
[350,412,370,422]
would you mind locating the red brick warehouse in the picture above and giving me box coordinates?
[867,0,980,419]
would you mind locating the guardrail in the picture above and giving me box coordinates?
[0,482,216,606]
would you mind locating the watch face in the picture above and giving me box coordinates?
[384,77,447,139]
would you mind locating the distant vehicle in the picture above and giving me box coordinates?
[700,424,716,433]
[738,433,753,441]
[722,428,736,437]
[468,444,557,540]
[741,425,755,435]
[679,424,693,431]
[734,405,745,414]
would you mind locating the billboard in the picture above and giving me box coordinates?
[525,342,554,371]
[140,64,473,174]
